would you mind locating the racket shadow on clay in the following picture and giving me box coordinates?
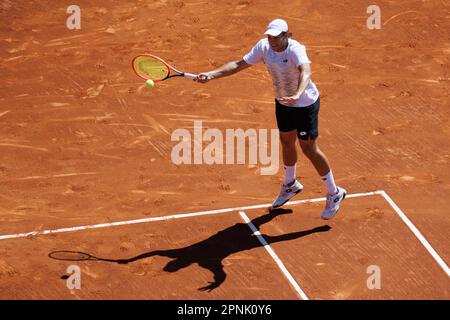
[48,251,121,263]
[49,209,331,292]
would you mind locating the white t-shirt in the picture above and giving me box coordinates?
[243,38,319,107]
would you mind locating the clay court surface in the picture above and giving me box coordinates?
[0,0,449,299]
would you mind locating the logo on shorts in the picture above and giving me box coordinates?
[299,132,307,136]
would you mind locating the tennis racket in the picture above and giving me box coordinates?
[132,54,197,82]
[48,250,119,263]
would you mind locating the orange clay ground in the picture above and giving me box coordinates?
[0,0,449,299]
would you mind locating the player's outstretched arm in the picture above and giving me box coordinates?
[194,59,251,83]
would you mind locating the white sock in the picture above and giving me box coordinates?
[322,170,338,194]
[284,165,296,186]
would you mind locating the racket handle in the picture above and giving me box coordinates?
[183,73,197,79]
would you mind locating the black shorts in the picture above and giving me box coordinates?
[275,97,320,140]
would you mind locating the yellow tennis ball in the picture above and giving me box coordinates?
[145,79,155,89]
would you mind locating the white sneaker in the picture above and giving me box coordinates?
[321,187,347,220]
[272,180,304,208]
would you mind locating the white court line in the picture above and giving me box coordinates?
[0,190,380,241]
[0,189,447,278]
[238,210,308,300]
[380,191,450,277]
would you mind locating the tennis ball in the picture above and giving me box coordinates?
[145,79,155,89]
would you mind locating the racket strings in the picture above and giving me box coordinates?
[134,56,169,80]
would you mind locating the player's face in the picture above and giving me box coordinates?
[267,33,288,52]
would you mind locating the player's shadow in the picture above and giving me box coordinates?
[118,208,330,291]
[51,209,331,292]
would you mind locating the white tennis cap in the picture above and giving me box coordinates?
[264,19,288,36]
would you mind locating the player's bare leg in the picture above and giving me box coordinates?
[272,130,303,209]
[299,138,346,219]
[298,138,330,176]
[280,130,298,168]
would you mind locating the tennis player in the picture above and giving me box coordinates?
[194,19,346,219]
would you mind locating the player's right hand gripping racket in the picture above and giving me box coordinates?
[132,54,197,82]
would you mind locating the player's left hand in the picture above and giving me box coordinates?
[279,95,300,104]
